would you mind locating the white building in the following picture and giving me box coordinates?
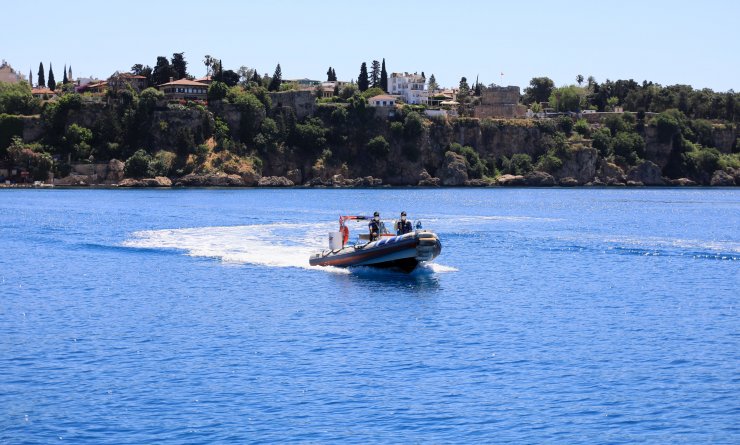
[388,72,428,105]
[368,94,397,107]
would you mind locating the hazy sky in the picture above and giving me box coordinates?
[3,0,738,91]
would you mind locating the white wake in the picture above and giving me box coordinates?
[123,223,456,273]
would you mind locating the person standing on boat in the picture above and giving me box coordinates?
[369,211,381,241]
[396,211,413,235]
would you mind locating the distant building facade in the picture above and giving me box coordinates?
[0,60,24,83]
[368,94,397,107]
[108,72,148,92]
[157,78,208,100]
[388,72,427,105]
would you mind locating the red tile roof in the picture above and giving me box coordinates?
[158,78,209,87]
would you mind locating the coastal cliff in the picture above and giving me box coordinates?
[1,86,738,187]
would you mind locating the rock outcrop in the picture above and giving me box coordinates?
[596,160,626,185]
[497,174,526,186]
[524,171,556,186]
[665,178,697,186]
[286,169,303,185]
[257,176,294,187]
[118,176,172,187]
[417,169,441,187]
[106,159,125,182]
[440,152,468,186]
[627,161,664,186]
[556,147,598,184]
[710,170,736,186]
[175,173,246,186]
[559,177,579,187]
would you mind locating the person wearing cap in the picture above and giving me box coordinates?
[368,211,381,241]
[395,211,413,235]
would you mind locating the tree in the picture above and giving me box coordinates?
[607,96,619,111]
[28,69,32,88]
[251,70,262,86]
[220,69,240,87]
[428,74,438,92]
[203,55,214,76]
[268,63,282,91]
[474,76,482,96]
[366,135,390,157]
[124,149,153,178]
[380,58,388,92]
[131,64,153,84]
[37,62,45,89]
[523,77,554,105]
[47,63,55,90]
[171,52,187,80]
[357,62,369,92]
[327,66,337,82]
[370,60,381,88]
[576,74,584,86]
[152,56,174,85]
[62,64,68,84]
[549,85,585,112]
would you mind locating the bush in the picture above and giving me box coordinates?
[151,150,177,176]
[591,127,613,157]
[0,82,39,115]
[573,118,591,137]
[557,115,574,135]
[508,153,533,175]
[403,112,424,141]
[0,114,24,153]
[124,149,153,178]
[613,131,645,165]
[651,111,682,143]
[366,135,390,158]
[208,81,229,101]
[536,153,563,173]
[390,121,403,139]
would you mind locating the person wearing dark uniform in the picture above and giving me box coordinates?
[395,211,413,235]
[368,211,381,241]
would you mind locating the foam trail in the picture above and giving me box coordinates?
[123,223,457,273]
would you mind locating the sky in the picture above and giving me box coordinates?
[3,0,738,92]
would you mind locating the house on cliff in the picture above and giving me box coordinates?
[108,72,148,93]
[157,78,208,100]
[388,72,428,105]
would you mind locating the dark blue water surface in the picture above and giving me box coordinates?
[1,188,738,444]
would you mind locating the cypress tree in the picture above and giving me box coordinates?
[48,63,56,90]
[370,60,381,88]
[38,62,45,88]
[268,63,282,91]
[380,58,388,92]
[63,64,68,84]
[327,66,333,81]
[29,69,33,87]
[331,68,337,81]
[251,70,262,85]
[357,62,369,92]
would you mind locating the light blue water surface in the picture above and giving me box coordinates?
[1,188,738,444]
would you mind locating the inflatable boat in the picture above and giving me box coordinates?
[309,215,442,272]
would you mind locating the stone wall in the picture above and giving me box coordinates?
[268,90,316,120]
[473,86,526,119]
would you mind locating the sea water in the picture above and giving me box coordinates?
[0,188,738,444]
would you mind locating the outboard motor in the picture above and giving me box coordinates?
[328,232,343,250]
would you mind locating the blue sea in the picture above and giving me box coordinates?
[1,188,738,444]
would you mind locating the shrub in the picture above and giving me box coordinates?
[124,149,153,178]
[612,131,645,165]
[367,135,390,158]
[151,150,177,176]
[591,127,613,157]
[557,115,574,135]
[573,118,591,137]
[390,121,403,139]
[536,153,563,173]
[508,153,533,175]
[207,81,229,101]
[403,112,424,141]
[651,111,682,143]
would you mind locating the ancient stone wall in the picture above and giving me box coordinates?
[268,90,316,120]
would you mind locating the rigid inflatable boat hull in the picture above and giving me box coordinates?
[309,231,441,273]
